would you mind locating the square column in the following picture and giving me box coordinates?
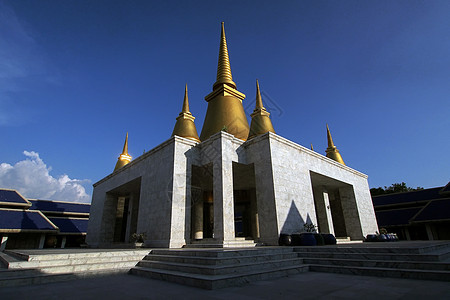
[209,132,236,242]
[314,188,335,235]
[1,235,8,251]
[212,154,235,241]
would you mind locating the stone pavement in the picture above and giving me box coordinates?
[1,271,449,300]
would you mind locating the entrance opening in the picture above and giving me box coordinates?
[107,177,141,243]
[232,162,258,239]
[310,171,362,239]
[191,164,213,240]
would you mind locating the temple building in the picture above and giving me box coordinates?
[86,23,378,248]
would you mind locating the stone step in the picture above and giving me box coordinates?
[308,264,450,282]
[4,249,150,261]
[4,254,147,269]
[143,252,299,266]
[0,268,129,288]
[295,251,445,261]
[294,243,450,255]
[138,257,304,275]
[303,258,450,271]
[130,264,309,290]
[150,247,294,258]
[0,260,139,277]
[294,242,450,254]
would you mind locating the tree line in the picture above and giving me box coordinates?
[370,182,423,196]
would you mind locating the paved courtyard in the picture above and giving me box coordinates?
[1,271,449,300]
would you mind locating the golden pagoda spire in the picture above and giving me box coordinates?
[213,22,236,90]
[325,124,345,165]
[200,22,249,141]
[114,132,132,171]
[248,80,275,140]
[172,84,200,142]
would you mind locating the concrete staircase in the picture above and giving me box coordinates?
[1,242,449,289]
[184,237,257,248]
[130,247,308,289]
[296,242,450,282]
[0,249,149,287]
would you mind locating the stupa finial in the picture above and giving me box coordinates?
[114,132,132,171]
[325,124,345,165]
[213,22,236,90]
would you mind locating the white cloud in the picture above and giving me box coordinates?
[0,151,91,203]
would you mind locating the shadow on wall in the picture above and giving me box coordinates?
[280,200,314,234]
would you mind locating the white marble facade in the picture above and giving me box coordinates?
[87,131,378,248]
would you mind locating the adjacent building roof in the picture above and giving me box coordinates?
[0,188,90,235]
[48,217,89,234]
[0,189,31,208]
[0,209,57,233]
[375,207,422,227]
[413,199,450,223]
[372,182,450,227]
[28,199,90,215]
[372,187,444,207]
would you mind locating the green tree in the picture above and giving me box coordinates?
[370,182,424,196]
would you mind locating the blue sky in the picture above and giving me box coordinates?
[1,0,449,202]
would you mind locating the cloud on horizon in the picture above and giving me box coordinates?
[0,151,91,203]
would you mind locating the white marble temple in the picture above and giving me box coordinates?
[87,131,378,248]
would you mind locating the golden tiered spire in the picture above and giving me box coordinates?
[325,124,345,165]
[171,84,200,142]
[200,22,249,141]
[213,22,236,90]
[114,132,132,171]
[248,80,275,140]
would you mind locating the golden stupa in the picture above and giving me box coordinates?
[171,84,200,142]
[200,22,250,141]
[114,132,132,171]
[248,80,275,140]
[325,124,345,165]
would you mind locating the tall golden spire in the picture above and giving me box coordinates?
[213,22,236,90]
[114,132,132,171]
[248,80,275,140]
[200,22,249,141]
[325,124,345,165]
[172,84,200,142]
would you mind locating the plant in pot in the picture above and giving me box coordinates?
[299,222,317,246]
[131,232,147,247]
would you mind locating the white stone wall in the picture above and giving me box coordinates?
[263,133,378,240]
[87,137,197,248]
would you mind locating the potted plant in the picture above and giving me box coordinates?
[131,232,146,248]
[298,222,317,246]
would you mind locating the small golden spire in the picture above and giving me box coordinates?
[114,132,132,171]
[182,83,189,113]
[255,79,264,109]
[172,84,200,142]
[311,144,314,151]
[325,124,345,165]
[248,80,275,140]
[213,22,236,90]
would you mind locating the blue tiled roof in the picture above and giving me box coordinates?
[29,199,90,214]
[48,217,88,234]
[413,199,450,222]
[0,209,57,231]
[375,207,422,227]
[0,189,29,206]
[372,187,444,207]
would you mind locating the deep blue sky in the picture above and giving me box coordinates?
[1,1,449,202]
